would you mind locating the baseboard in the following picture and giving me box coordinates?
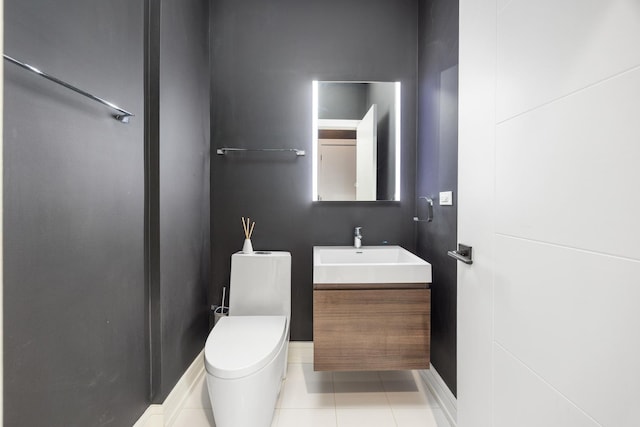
[132,350,205,427]
[287,341,313,363]
[420,364,457,427]
[164,349,206,426]
[132,404,163,427]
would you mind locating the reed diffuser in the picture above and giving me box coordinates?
[241,216,255,254]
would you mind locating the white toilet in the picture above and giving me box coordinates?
[204,251,291,427]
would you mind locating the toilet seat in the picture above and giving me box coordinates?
[204,315,287,380]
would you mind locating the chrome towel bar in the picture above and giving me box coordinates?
[3,54,134,123]
[216,147,306,156]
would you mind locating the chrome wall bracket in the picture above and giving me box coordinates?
[413,196,434,222]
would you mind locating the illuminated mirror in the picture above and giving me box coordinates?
[312,81,400,202]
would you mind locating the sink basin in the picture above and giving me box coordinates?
[313,246,432,284]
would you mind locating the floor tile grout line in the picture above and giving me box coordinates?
[331,370,339,426]
[378,371,400,427]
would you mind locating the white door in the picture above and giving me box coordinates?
[317,140,356,201]
[458,1,640,426]
[356,104,377,201]
[457,1,495,425]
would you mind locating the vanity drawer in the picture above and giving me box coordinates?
[313,287,430,371]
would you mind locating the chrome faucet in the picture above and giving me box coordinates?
[354,227,363,248]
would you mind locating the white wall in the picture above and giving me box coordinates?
[460,1,640,426]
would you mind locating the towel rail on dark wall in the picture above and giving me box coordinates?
[3,54,134,123]
[216,147,306,156]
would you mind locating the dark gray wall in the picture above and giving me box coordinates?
[416,0,459,395]
[210,0,418,340]
[3,1,147,426]
[157,0,211,401]
[4,0,211,423]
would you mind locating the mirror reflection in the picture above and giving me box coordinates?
[312,81,400,202]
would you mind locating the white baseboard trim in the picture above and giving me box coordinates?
[132,404,163,427]
[164,349,205,426]
[287,341,313,364]
[132,350,205,427]
[420,364,457,427]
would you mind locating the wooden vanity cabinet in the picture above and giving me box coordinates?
[313,284,430,371]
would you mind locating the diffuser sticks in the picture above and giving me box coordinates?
[241,217,255,254]
[242,216,255,240]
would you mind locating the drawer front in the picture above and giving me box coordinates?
[313,288,430,371]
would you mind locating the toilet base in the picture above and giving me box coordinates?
[206,337,288,427]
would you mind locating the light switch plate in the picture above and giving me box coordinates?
[439,191,453,206]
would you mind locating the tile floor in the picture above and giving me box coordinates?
[171,346,452,427]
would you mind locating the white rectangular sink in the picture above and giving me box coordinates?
[313,246,432,284]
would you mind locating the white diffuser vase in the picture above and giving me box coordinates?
[242,238,253,254]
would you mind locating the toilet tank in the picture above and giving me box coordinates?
[229,251,291,320]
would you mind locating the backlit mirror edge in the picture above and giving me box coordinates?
[394,81,401,201]
[311,80,401,202]
[312,80,319,201]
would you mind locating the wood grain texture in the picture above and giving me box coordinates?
[313,288,430,371]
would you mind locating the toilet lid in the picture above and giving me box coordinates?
[204,315,287,379]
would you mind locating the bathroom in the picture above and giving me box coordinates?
[3,0,640,426]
